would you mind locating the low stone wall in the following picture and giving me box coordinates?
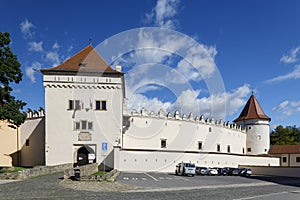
[240,165,300,178]
[64,163,99,178]
[0,163,73,180]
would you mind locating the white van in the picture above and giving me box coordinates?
[175,162,196,176]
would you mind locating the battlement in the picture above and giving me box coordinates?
[129,108,246,132]
[26,107,45,119]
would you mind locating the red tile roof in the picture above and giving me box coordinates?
[269,144,300,154]
[233,94,271,122]
[41,45,122,75]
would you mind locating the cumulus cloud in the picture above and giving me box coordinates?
[266,64,300,83]
[25,61,42,83]
[28,41,43,52]
[52,42,60,50]
[46,51,60,66]
[127,84,251,120]
[272,99,300,119]
[145,0,180,29]
[280,47,300,64]
[20,18,35,38]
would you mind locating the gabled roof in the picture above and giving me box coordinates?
[269,144,300,154]
[233,94,271,122]
[40,45,122,75]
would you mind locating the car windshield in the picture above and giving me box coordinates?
[185,163,195,167]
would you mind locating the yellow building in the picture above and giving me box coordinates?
[269,144,300,167]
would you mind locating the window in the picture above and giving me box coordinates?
[198,141,203,150]
[81,120,87,130]
[68,100,81,110]
[74,122,80,130]
[209,127,212,132]
[227,145,231,153]
[95,100,107,110]
[282,157,287,163]
[248,126,251,130]
[217,144,221,152]
[26,139,29,146]
[247,148,251,152]
[242,148,245,154]
[161,139,167,148]
[88,122,93,130]
[74,121,93,131]
[296,157,300,163]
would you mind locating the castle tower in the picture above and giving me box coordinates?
[41,45,124,167]
[233,94,271,155]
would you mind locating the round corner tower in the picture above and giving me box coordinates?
[233,94,271,155]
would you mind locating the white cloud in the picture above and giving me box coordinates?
[25,61,42,83]
[28,41,43,52]
[127,84,251,120]
[266,64,300,83]
[46,51,60,66]
[67,45,74,53]
[20,18,35,38]
[145,0,180,29]
[52,42,60,50]
[272,99,300,119]
[280,47,300,64]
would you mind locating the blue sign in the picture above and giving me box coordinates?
[102,142,108,151]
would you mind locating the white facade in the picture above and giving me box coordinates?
[43,74,123,168]
[235,119,270,155]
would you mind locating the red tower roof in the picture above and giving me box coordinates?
[233,94,271,122]
[41,45,122,75]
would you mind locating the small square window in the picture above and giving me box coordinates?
[75,100,81,110]
[95,100,107,110]
[198,141,203,150]
[217,144,221,152]
[247,148,251,152]
[282,157,287,163]
[68,100,74,110]
[88,122,93,130]
[26,139,29,146]
[161,139,167,148]
[81,121,87,130]
[74,122,80,130]
[296,157,300,163]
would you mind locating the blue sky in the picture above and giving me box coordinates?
[2,0,300,128]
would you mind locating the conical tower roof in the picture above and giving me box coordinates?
[233,94,271,122]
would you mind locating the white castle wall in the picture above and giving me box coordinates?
[114,148,280,172]
[123,109,247,155]
[44,74,123,167]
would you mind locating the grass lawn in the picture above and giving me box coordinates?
[92,171,107,176]
[0,166,28,174]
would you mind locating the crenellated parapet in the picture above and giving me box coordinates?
[128,108,246,132]
[26,107,45,119]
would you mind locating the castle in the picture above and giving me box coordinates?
[0,45,279,171]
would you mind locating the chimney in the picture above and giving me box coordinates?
[116,65,122,72]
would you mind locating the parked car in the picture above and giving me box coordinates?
[217,167,228,176]
[226,167,237,176]
[208,168,218,176]
[175,162,196,176]
[232,168,242,176]
[239,168,252,176]
[195,167,209,175]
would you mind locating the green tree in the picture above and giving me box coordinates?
[270,125,300,145]
[0,32,26,128]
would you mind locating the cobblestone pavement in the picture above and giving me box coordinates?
[0,173,136,200]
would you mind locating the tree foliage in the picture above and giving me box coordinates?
[270,125,300,145]
[0,32,26,127]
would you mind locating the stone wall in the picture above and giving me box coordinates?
[0,163,73,180]
[64,163,99,178]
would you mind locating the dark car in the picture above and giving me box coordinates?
[239,168,252,176]
[225,167,236,176]
[232,168,242,176]
[195,166,209,175]
[217,167,228,176]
